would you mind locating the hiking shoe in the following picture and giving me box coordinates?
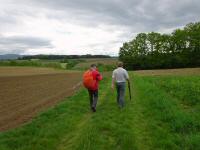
[92,107,96,112]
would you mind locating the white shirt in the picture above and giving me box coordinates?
[112,67,129,83]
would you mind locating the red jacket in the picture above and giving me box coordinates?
[91,69,102,91]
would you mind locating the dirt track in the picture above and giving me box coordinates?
[0,67,82,131]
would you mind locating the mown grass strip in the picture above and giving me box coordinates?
[61,75,139,150]
[57,77,111,150]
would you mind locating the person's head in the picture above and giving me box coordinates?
[117,62,123,68]
[90,64,97,70]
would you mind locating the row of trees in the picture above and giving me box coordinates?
[19,54,111,60]
[119,22,200,70]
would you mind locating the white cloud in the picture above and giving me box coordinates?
[0,0,199,55]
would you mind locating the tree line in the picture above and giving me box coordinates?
[19,54,111,60]
[119,22,200,70]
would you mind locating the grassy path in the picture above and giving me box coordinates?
[57,74,140,150]
[0,73,200,150]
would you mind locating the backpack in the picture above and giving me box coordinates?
[83,70,95,89]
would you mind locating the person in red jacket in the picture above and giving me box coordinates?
[88,64,102,112]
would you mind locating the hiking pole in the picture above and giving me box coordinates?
[128,80,131,101]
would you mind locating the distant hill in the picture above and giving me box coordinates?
[0,54,21,60]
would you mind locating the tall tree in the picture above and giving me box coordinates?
[119,21,200,70]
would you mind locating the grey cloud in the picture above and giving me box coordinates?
[0,48,26,55]
[0,36,51,47]
[0,35,53,54]
[3,0,200,32]
[0,10,19,31]
[0,15,17,24]
[27,0,200,31]
[32,0,141,27]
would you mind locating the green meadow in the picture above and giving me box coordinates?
[0,58,117,71]
[0,72,200,150]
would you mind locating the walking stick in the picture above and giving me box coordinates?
[128,80,131,101]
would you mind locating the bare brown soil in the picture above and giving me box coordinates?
[0,67,82,131]
[0,66,78,77]
[134,68,200,76]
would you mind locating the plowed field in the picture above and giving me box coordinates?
[0,67,82,131]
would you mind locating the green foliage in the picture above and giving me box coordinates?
[63,59,85,69]
[64,58,117,71]
[96,63,116,72]
[119,22,200,70]
[20,55,111,60]
[0,58,117,71]
[0,60,63,69]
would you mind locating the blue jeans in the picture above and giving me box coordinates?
[116,82,126,107]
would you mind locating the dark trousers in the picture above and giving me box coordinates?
[116,82,126,107]
[88,89,98,109]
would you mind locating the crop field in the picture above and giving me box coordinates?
[0,68,200,150]
[73,58,117,70]
[0,67,82,131]
[0,67,72,77]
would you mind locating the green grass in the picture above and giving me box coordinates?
[0,73,200,150]
[0,60,64,69]
[0,58,117,71]
[72,58,117,71]
[133,75,200,149]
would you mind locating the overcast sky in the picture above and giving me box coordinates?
[0,0,199,55]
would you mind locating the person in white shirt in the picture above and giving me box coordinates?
[112,62,130,108]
